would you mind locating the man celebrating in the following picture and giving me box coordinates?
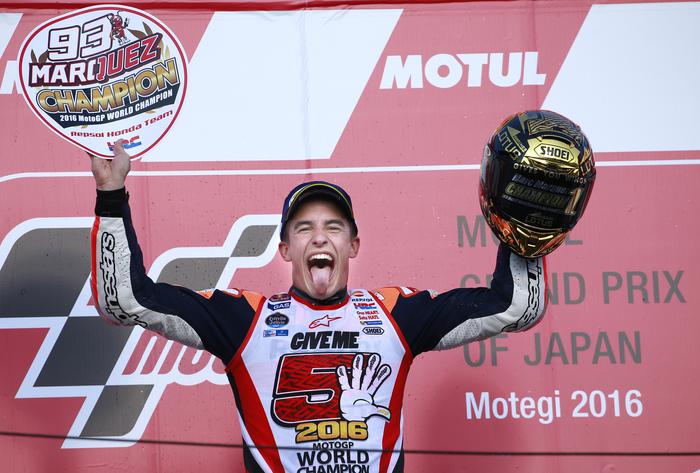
[91,138,547,472]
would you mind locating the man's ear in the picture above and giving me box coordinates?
[349,237,360,259]
[278,240,291,262]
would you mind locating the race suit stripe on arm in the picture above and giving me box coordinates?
[378,243,546,356]
[91,188,257,364]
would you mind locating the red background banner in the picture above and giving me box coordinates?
[1,1,699,472]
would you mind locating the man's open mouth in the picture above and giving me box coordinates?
[308,253,334,269]
[308,253,334,291]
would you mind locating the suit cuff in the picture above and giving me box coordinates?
[95,187,127,217]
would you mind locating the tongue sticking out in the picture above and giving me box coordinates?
[310,266,332,294]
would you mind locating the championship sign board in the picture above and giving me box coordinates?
[18,4,187,159]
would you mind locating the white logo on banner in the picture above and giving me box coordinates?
[380,52,546,89]
[146,9,402,162]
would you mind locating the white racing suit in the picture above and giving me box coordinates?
[92,188,547,473]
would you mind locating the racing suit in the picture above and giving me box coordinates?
[92,188,547,473]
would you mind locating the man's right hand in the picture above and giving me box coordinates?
[90,139,131,190]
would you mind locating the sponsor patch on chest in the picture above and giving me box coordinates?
[268,301,291,311]
[264,329,289,338]
[362,327,385,335]
[290,331,360,350]
[265,312,289,328]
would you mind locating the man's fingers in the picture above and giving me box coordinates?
[111,139,131,179]
[113,138,126,156]
[112,139,131,163]
[90,151,107,175]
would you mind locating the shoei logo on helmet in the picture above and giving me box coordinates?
[533,143,575,164]
[18,4,188,160]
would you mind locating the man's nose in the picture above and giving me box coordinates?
[311,228,328,245]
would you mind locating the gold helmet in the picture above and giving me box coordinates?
[479,110,596,258]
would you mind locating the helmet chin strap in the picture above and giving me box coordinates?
[290,286,348,306]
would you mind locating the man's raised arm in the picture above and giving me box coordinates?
[89,140,259,365]
[373,245,546,356]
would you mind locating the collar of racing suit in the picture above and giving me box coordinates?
[289,286,348,306]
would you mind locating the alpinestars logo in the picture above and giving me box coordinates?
[99,231,142,327]
[309,314,343,329]
[0,214,279,449]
